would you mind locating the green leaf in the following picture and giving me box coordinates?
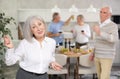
[0,12,15,68]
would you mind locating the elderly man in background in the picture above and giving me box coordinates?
[47,12,73,45]
[93,6,119,79]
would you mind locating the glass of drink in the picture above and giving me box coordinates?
[58,29,63,34]
[71,15,74,20]
[59,31,62,34]
[81,30,84,33]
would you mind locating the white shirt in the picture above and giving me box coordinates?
[73,24,91,43]
[99,18,111,28]
[5,37,56,74]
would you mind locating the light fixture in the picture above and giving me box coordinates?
[69,4,78,13]
[51,5,61,13]
[87,4,97,13]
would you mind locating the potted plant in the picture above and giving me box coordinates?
[0,12,15,78]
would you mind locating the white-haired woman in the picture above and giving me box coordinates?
[4,16,62,79]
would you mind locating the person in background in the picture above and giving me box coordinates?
[93,6,119,79]
[72,15,91,49]
[47,12,74,45]
[4,16,62,79]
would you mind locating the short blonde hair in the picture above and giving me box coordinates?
[23,16,46,42]
[101,6,112,13]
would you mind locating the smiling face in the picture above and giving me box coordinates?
[77,17,84,23]
[100,7,112,23]
[55,14,61,22]
[77,15,84,25]
[30,18,46,39]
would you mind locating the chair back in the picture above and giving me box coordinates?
[55,54,67,66]
[79,53,94,67]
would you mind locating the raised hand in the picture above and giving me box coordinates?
[4,35,14,48]
[93,25,100,36]
[71,15,74,20]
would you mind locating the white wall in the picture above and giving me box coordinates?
[18,9,100,22]
[17,0,120,14]
[0,0,18,39]
[0,0,120,65]
[1,0,120,31]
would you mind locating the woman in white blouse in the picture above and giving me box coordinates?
[72,15,91,48]
[4,16,62,79]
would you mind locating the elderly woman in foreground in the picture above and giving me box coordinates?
[4,16,62,79]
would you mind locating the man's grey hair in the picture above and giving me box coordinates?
[102,6,112,13]
[109,7,112,13]
[23,16,46,42]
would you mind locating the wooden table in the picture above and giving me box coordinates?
[58,52,92,79]
[59,52,81,79]
[64,53,81,58]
